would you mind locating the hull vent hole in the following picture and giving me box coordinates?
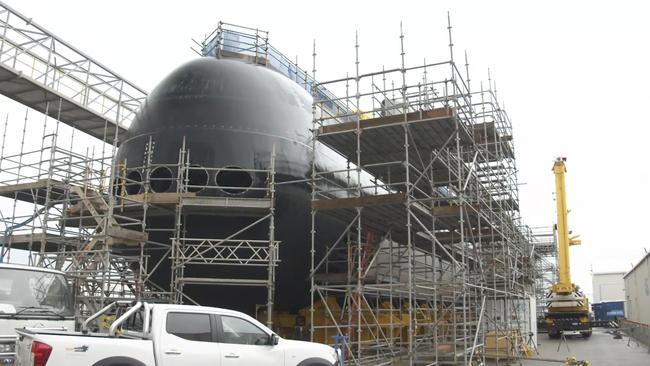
[150,166,173,193]
[216,166,253,195]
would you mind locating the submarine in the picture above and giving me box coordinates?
[115,56,347,314]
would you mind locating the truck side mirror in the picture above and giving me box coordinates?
[270,334,279,346]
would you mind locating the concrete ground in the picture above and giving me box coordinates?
[519,329,650,366]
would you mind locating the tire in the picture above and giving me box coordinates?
[548,331,560,339]
[93,357,146,366]
[581,331,592,338]
[296,358,335,366]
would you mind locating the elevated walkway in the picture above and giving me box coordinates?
[0,1,147,143]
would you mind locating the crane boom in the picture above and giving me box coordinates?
[552,158,581,294]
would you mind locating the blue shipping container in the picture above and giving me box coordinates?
[592,301,625,321]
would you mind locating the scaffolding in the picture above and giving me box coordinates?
[0,102,152,322]
[167,142,280,326]
[0,101,279,327]
[530,227,558,320]
[308,20,538,365]
[0,9,556,363]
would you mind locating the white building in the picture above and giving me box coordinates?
[591,271,626,303]
[624,253,650,326]
[623,252,650,345]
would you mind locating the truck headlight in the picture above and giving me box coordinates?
[0,342,15,353]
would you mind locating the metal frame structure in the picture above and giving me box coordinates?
[167,141,280,326]
[0,5,555,362]
[0,1,147,143]
[308,19,539,365]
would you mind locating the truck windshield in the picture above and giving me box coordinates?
[0,268,74,318]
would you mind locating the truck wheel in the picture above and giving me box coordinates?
[581,331,592,338]
[93,357,147,366]
[296,358,335,366]
[548,331,560,339]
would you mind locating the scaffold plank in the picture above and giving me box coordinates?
[319,107,454,134]
[179,277,269,286]
[311,193,406,210]
[432,199,518,217]
[0,179,50,195]
[105,225,148,245]
[317,109,472,168]
[0,178,67,204]
[432,204,475,217]
[5,233,65,252]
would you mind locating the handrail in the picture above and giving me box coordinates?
[142,302,151,336]
[200,22,350,118]
[109,301,142,337]
[82,301,117,333]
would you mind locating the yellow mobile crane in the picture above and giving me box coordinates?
[544,157,592,339]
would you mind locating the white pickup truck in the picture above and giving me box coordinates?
[14,301,340,366]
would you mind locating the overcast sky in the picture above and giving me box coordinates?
[4,0,650,299]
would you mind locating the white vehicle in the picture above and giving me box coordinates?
[14,301,341,366]
[0,264,75,365]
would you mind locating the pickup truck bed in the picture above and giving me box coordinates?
[16,328,155,366]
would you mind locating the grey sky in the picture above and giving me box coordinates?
[3,0,650,299]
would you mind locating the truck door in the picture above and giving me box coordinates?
[217,315,283,366]
[156,311,221,366]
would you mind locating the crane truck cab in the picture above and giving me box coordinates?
[0,263,75,365]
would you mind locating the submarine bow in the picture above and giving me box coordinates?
[116,57,326,313]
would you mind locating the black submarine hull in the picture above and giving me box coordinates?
[116,57,342,313]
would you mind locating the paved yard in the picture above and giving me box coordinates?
[519,329,650,366]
